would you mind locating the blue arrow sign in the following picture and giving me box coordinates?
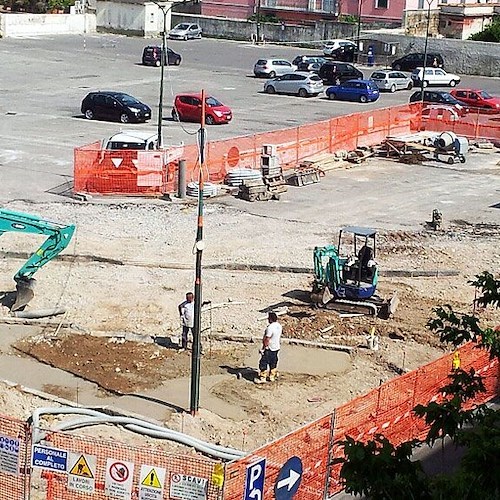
[32,445,68,472]
[274,456,303,500]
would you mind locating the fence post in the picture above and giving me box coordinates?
[178,159,186,199]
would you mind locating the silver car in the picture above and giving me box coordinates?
[253,58,296,78]
[168,23,202,40]
[370,70,413,92]
[264,72,324,97]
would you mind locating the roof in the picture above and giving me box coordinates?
[341,226,377,237]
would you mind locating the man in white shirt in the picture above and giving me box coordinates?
[255,312,282,384]
[178,292,194,350]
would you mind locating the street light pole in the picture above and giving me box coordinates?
[158,5,167,148]
[356,0,363,64]
[421,0,432,103]
[256,0,261,45]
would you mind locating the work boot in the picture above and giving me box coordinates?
[254,370,268,384]
[269,369,278,382]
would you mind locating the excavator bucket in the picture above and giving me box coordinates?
[12,278,36,312]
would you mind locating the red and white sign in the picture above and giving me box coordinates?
[105,459,134,499]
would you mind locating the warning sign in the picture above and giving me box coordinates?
[0,434,19,476]
[211,463,224,488]
[68,452,96,494]
[139,465,166,500]
[105,458,134,500]
[170,473,207,500]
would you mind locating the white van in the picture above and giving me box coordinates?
[103,131,158,150]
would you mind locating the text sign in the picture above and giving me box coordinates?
[67,452,96,494]
[170,473,207,500]
[105,458,134,500]
[32,445,67,472]
[244,458,266,500]
[0,434,19,475]
[274,456,303,500]
[139,464,166,500]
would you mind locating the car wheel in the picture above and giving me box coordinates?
[328,92,336,100]
[84,109,94,120]
[423,80,429,88]
[359,95,368,103]
[155,60,161,67]
[390,84,397,93]
[394,64,402,71]
[298,88,308,98]
[183,34,188,41]
[407,81,413,90]
[171,109,180,121]
[175,57,181,66]
[120,113,130,124]
[205,115,215,125]
[266,86,276,94]
[269,71,276,78]
[449,80,457,87]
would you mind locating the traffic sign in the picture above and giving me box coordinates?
[139,465,166,500]
[0,434,19,475]
[31,445,67,472]
[274,456,303,500]
[105,458,134,500]
[67,452,96,494]
[244,458,266,500]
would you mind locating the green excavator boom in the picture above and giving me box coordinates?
[0,208,75,311]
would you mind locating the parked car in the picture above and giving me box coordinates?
[450,89,500,112]
[391,52,444,72]
[323,40,357,57]
[264,72,324,97]
[253,58,297,78]
[411,67,461,87]
[172,93,232,125]
[103,131,158,150]
[326,79,379,103]
[409,90,467,116]
[142,46,181,66]
[81,91,151,123]
[292,55,327,73]
[168,23,202,40]
[318,62,363,85]
[369,70,413,92]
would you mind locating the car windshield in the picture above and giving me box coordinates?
[309,75,322,81]
[206,97,223,107]
[371,72,386,79]
[174,24,189,30]
[116,94,140,105]
[479,91,492,99]
[256,59,267,65]
[441,94,459,104]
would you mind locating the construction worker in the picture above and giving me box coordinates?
[255,312,282,384]
[178,292,194,351]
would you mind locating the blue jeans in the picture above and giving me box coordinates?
[259,349,279,371]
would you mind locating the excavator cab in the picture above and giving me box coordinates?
[0,209,75,311]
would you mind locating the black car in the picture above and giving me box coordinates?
[81,91,151,123]
[326,45,357,63]
[318,62,363,85]
[142,45,182,67]
[391,53,444,72]
[409,90,467,116]
[292,55,327,73]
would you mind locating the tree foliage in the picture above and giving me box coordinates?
[469,16,500,43]
[335,271,500,499]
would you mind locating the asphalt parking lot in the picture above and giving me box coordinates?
[0,34,499,204]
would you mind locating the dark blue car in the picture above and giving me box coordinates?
[326,79,380,103]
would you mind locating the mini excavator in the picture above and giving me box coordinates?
[311,226,398,319]
[0,208,75,311]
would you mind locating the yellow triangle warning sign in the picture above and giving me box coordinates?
[69,455,94,478]
[141,468,162,489]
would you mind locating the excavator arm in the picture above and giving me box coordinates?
[0,208,75,311]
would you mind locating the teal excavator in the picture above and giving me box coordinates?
[0,208,75,311]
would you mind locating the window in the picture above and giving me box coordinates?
[418,0,424,8]
[376,0,388,8]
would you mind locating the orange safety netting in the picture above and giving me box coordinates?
[74,104,424,196]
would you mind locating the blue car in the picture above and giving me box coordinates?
[326,79,380,103]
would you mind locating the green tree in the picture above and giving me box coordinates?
[335,271,500,499]
[469,16,500,43]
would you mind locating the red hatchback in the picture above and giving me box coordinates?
[172,93,232,125]
[450,89,500,113]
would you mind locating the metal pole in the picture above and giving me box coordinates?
[421,0,431,104]
[256,0,261,44]
[157,5,167,148]
[190,89,206,416]
[178,159,186,198]
[356,0,362,64]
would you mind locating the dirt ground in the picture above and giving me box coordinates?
[1,168,500,452]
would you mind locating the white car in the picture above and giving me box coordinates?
[264,72,324,97]
[411,67,461,87]
[103,131,158,150]
[323,39,356,56]
[168,23,202,41]
[253,58,297,78]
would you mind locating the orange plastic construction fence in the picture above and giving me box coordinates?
[223,343,499,500]
[73,104,424,196]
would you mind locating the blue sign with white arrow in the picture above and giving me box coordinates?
[274,456,303,500]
